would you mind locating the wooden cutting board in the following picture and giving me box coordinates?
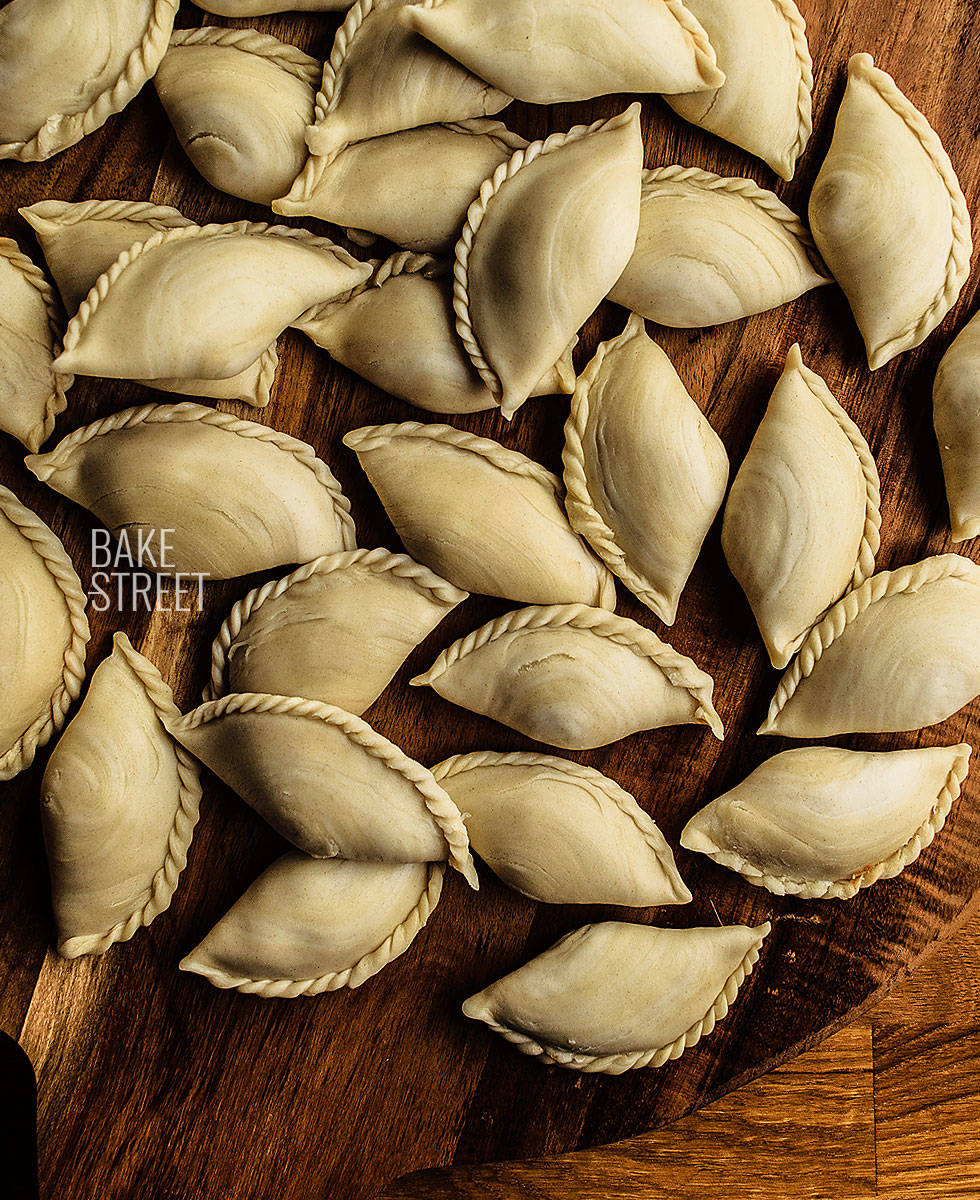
[1,3,979,1198]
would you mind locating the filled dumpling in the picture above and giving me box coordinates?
[934,310,980,542]
[412,604,724,749]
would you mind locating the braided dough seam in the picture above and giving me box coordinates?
[168,26,321,86]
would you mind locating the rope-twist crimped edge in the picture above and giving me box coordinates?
[167,26,321,86]
[411,603,725,740]
[661,0,726,90]
[0,0,179,163]
[465,922,770,1074]
[25,401,357,553]
[770,0,814,179]
[180,861,444,997]
[57,634,203,957]
[0,485,90,781]
[169,692,477,888]
[20,197,193,234]
[205,547,468,701]
[297,252,446,326]
[684,743,971,901]
[760,553,980,734]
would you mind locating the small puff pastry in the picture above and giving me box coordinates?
[722,345,881,669]
[167,693,477,887]
[26,402,356,580]
[809,54,972,370]
[180,855,442,997]
[41,633,201,958]
[0,485,90,781]
[412,604,724,749]
[564,314,729,625]
[934,311,980,542]
[431,751,691,906]
[0,0,178,161]
[760,554,980,738]
[455,105,643,419]
[681,743,971,900]
[463,920,770,1073]
[608,167,831,329]
[344,423,615,607]
[207,548,468,713]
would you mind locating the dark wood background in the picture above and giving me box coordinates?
[1,2,979,1198]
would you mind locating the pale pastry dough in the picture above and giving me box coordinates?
[431,751,691,906]
[455,106,643,419]
[0,0,178,161]
[402,0,724,104]
[344,423,615,607]
[180,855,442,997]
[608,167,831,328]
[463,921,770,1073]
[197,1,348,16]
[809,54,972,370]
[207,548,468,713]
[0,238,71,452]
[665,0,812,180]
[166,694,477,887]
[934,311,980,542]
[760,555,980,737]
[41,633,201,958]
[564,314,729,625]
[412,604,724,749]
[0,485,89,781]
[681,744,971,900]
[722,345,881,669]
[26,402,356,580]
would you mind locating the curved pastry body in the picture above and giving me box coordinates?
[934,310,980,542]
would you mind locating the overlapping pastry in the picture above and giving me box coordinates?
[412,604,724,749]
[681,744,971,900]
[41,633,201,957]
[463,921,770,1073]
[934,311,980,542]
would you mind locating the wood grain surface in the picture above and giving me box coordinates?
[1,3,979,1199]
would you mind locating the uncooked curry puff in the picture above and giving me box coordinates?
[934,310,980,542]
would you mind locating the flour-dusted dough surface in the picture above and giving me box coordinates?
[934,309,980,542]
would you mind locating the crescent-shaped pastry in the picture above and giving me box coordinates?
[681,743,971,901]
[412,604,724,749]
[26,402,356,580]
[462,920,770,1073]
[0,486,89,781]
[722,345,881,669]
[0,238,71,452]
[198,1,346,13]
[180,856,441,997]
[809,54,972,370]
[665,0,812,180]
[402,0,724,105]
[0,0,178,162]
[166,694,477,887]
[41,633,201,958]
[563,314,729,625]
[760,554,980,737]
[344,423,615,607]
[207,548,468,713]
[934,311,980,542]
[607,167,831,329]
[431,751,691,906]
[455,106,643,420]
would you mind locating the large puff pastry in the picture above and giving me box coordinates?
[723,345,881,669]
[413,605,724,749]
[402,0,724,105]
[564,315,729,625]
[0,238,71,453]
[0,0,178,162]
[41,633,202,958]
[207,548,467,713]
[761,555,980,738]
[666,0,812,180]
[26,403,356,580]
[809,54,972,370]
[0,486,89,781]
[431,752,691,906]
[344,423,615,607]
[455,106,643,420]
[681,744,971,901]
[934,311,980,542]
[608,167,831,329]
[463,921,770,1073]
[167,694,477,887]
[181,856,442,997]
